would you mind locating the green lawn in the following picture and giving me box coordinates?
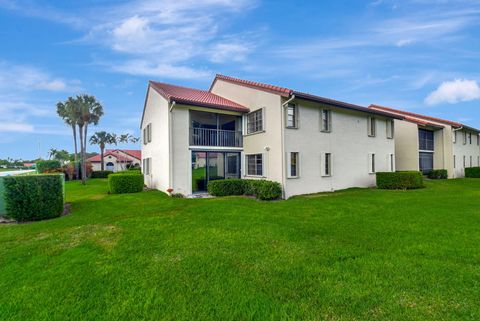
[0,168,19,172]
[1,179,479,320]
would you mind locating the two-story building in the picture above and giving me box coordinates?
[369,105,480,177]
[141,75,401,198]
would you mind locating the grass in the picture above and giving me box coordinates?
[0,168,20,172]
[1,179,480,320]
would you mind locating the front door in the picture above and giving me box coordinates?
[191,151,240,192]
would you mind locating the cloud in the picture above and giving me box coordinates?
[425,79,480,105]
[0,122,34,133]
[0,61,81,92]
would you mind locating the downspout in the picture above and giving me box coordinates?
[168,101,176,192]
[452,126,463,178]
[280,94,295,198]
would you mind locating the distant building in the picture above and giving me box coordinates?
[87,149,141,172]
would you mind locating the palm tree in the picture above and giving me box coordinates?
[48,148,59,160]
[77,94,104,184]
[57,97,81,178]
[90,131,115,171]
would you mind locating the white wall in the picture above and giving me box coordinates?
[452,129,480,177]
[141,87,170,191]
[283,100,395,198]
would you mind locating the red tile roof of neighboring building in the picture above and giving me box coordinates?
[149,81,249,113]
[369,104,462,127]
[87,149,141,162]
[210,74,403,119]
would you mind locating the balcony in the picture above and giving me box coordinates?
[190,128,242,147]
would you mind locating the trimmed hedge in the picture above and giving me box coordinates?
[376,171,424,190]
[208,179,282,200]
[36,160,61,173]
[428,169,448,179]
[91,170,113,179]
[465,167,480,178]
[108,173,144,194]
[3,174,64,222]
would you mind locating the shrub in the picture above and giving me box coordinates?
[91,170,113,179]
[428,169,448,179]
[36,160,61,173]
[376,171,424,190]
[3,174,64,222]
[208,179,282,200]
[108,173,144,194]
[465,167,480,178]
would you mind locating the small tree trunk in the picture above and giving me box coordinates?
[78,124,85,185]
[82,124,88,184]
[100,143,105,171]
[72,125,79,180]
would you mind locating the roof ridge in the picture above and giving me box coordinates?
[211,74,292,96]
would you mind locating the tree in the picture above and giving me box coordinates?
[89,131,116,171]
[48,148,59,160]
[57,97,81,178]
[77,95,104,184]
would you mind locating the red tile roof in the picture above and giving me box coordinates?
[369,104,462,127]
[87,149,141,162]
[149,81,249,113]
[210,75,402,119]
[211,74,291,97]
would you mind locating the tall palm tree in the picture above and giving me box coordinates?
[57,97,81,178]
[48,148,59,160]
[77,94,104,184]
[90,131,115,171]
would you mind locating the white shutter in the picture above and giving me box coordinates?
[286,152,292,178]
[261,107,266,132]
[320,152,326,176]
[262,152,266,178]
[368,153,373,173]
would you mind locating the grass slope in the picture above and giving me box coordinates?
[1,179,479,320]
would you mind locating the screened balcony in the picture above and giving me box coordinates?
[189,110,242,147]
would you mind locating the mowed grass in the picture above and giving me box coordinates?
[1,179,480,321]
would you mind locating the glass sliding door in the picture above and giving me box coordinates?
[191,151,240,192]
[419,152,433,174]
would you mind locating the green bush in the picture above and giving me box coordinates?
[465,167,480,178]
[208,179,282,200]
[36,160,61,173]
[427,169,448,179]
[108,173,144,194]
[91,170,113,178]
[3,174,64,222]
[376,171,424,190]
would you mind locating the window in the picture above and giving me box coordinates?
[419,152,433,174]
[143,158,151,175]
[418,129,434,151]
[321,109,331,132]
[470,156,473,167]
[389,153,395,172]
[478,156,480,166]
[477,135,479,146]
[454,155,456,168]
[369,153,376,173]
[368,117,376,137]
[246,154,263,176]
[286,103,297,128]
[468,132,472,144]
[463,132,467,145]
[453,131,457,143]
[288,152,299,178]
[321,152,331,176]
[247,109,263,134]
[386,120,394,139]
[463,155,466,168]
[143,123,152,144]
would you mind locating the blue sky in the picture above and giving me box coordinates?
[1,0,479,159]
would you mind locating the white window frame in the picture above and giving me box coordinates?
[368,153,376,174]
[287,152,299,178]
[368,117,376,137]
[246,108,264,135]
[386,119,394,139]
[321,152,332,177]
[320,109,332,133]
[285,103,298,129]
[245,154,264,177]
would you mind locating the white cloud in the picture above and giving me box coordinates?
[111,60,210,79]
[0,122,34,133]
[425,79,480,105]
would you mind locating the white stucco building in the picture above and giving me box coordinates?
[141,75,401,198]
[88,149,141,172]
[369,105,480,178]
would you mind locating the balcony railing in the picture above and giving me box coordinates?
[190,128,242,147]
